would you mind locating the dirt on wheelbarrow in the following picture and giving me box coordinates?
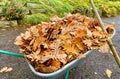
[0,15,120,79]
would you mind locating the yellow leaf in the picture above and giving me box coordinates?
[4,67,13,72]
[0,67,8,73]
[0,67,13,73]
[105,69,112,78]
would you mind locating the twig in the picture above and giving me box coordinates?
[89,0,120,68]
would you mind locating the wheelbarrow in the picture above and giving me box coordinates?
[0,49,92,79]
[0,29,115,79]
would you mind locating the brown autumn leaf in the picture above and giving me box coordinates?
[77,53,86,59]
[75,29,88,38]
[83,39,93,47]
[105,24,115,35]
[99,43,108,53]
[59,33,71,40]
[50,39,62,54]
[86,29,93,37]
[23,31,31,40]
[63,41,79,55]
[92,30,105,38]
[51,60,61,69]
[14,36,24,45]
[29,25,42,37]
[32,37,45,51]
[73,37,86,52]
[35,64,59,73]
[83,16,93,25]
[50,15,61,22]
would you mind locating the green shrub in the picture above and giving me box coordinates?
[0,0,120,25]
[100,5,117,17]
[0,0,24,20]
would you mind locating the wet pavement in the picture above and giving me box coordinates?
[0,15,120,79]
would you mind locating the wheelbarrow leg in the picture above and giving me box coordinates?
[64,71,69,79]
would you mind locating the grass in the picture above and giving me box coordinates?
[19,13,49,25]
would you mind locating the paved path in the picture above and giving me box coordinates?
[0,15,120,79]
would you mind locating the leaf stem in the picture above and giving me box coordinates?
[89,0,120,68]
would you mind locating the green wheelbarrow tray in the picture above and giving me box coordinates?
[28,50,92,79]
[0,29,115,79]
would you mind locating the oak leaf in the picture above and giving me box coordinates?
[83,39,92,47]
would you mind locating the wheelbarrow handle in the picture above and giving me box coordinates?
[0,50,24,58]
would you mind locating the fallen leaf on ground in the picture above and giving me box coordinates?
[94,72,97,75]
[0,67,7,73]
[4,67,13,72]
[105,69,112,78]
[0,67,13,73]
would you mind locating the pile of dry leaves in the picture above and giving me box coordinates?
[14,14,115,73]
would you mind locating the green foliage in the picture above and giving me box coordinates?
[47,0,73,17]
[96,1,120,17]
[0,0,24,20]
[26,0,73,17]
[20,13,49,25]
[29,1,56,15]
[71,0,120,17]
[0,0,120,25]
[100,5,117,17]
[110,0,120,1]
